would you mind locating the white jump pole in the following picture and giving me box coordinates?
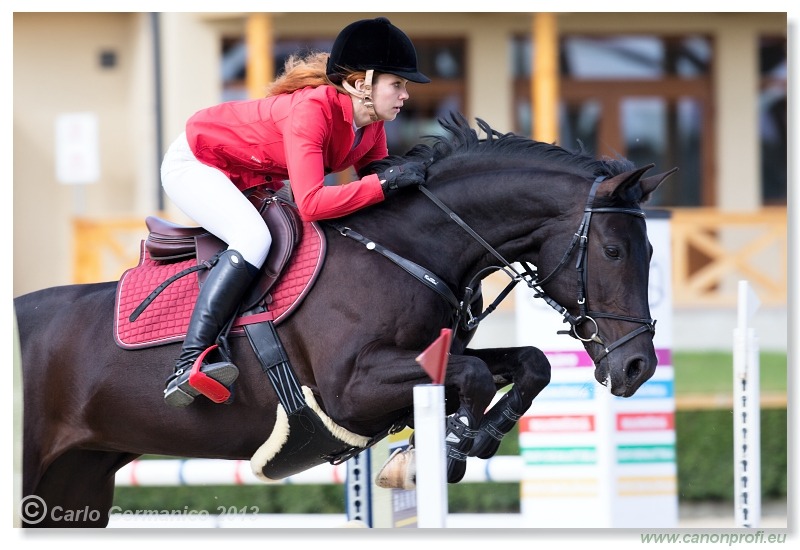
[413,328,452,528]
[733,280,761,528]
[413,384,448,528]
[114,455,523,486]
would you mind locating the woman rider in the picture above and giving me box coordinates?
[161,17,430,407]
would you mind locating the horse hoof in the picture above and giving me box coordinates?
[447,458,467,484]
[375,447,416,490]
[340,520,369,528]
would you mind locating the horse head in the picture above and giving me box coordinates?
[532,164,677,397]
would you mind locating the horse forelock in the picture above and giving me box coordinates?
[361,112,636,186]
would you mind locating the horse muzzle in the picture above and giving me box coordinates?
[592,344,657,397]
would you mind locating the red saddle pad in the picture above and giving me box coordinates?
[114,221,325,350]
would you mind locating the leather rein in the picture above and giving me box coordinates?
[332,175,656,360]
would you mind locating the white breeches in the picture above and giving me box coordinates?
[160,133,272,268]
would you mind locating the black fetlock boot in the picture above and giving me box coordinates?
[470,389,524,459]
[164,249,257,407]
[445,407,477,483]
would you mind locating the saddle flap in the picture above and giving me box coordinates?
[240,195,301,311]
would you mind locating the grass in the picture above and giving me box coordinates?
[672,350,787,395]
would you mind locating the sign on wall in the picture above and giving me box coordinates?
[55,112,100,185]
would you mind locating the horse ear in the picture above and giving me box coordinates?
[597,164,678,204]
[596,164,655,200]
[639,167,679,201]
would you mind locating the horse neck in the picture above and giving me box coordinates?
[405,168,578,288]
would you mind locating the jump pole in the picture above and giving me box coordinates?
[733,280,761,527]
[413,328,452,528]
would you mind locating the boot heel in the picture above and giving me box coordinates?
[164,371,199,407]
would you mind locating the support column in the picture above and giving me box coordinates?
[246,13,274,99]
[532,13,559,143]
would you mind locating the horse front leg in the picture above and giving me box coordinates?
[318,343,497,484]
[439,353,498,483]
[463,346,551,459]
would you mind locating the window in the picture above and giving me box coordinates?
[512,34,713,207]
[759,36,787,205]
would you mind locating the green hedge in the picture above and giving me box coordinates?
[675,407,787,501]
[112,408,787,514]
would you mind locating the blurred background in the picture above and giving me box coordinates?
[11,11,788,527]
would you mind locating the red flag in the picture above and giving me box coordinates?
[415,328,452,385]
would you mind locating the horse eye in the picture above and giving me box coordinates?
[605,246,621,259]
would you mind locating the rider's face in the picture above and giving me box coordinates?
[370,73,410,122]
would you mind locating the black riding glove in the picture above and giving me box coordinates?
[380,162,427,193]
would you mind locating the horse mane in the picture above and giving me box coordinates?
[361,111,635,183]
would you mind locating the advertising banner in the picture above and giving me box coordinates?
[516,212,677,528]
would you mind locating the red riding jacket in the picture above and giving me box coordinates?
[186,85,387,222]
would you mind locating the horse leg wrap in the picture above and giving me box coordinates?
[445,407,477,483]
[470,390,523,459]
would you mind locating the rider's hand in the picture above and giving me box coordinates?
[380,162,427,193]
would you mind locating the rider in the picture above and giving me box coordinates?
[161,17,430,407]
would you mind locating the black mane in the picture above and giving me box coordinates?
[362,111,635,181]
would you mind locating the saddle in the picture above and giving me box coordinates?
[145,188,300,312]
[114,188,326,350]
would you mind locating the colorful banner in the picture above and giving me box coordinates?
[515,213,678,528]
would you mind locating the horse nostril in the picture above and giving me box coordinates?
[626,357,644,382]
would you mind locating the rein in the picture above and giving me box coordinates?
[333,174,656,360]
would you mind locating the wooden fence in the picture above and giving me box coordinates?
[73,207,788,309]
[669,207,786,308]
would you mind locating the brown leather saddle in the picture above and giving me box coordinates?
[142,187,301,313]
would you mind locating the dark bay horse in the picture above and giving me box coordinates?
[15,112,675,527]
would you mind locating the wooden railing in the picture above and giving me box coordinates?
[668,207,787,308]
[73,207,788,308]
[72,218,148,284]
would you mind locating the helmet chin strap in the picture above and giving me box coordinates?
[342,69,378,122]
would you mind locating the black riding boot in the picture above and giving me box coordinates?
[164,249,257,407]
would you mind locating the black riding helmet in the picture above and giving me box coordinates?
[326,17,430,84]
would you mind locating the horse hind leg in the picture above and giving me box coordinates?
[23,449,137,528]
[468,346,551,459]
[380,396,487,488]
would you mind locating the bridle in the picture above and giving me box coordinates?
[333,174,656,362]
[417,175,656,362]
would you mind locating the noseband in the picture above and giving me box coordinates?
[418,175,656,362]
